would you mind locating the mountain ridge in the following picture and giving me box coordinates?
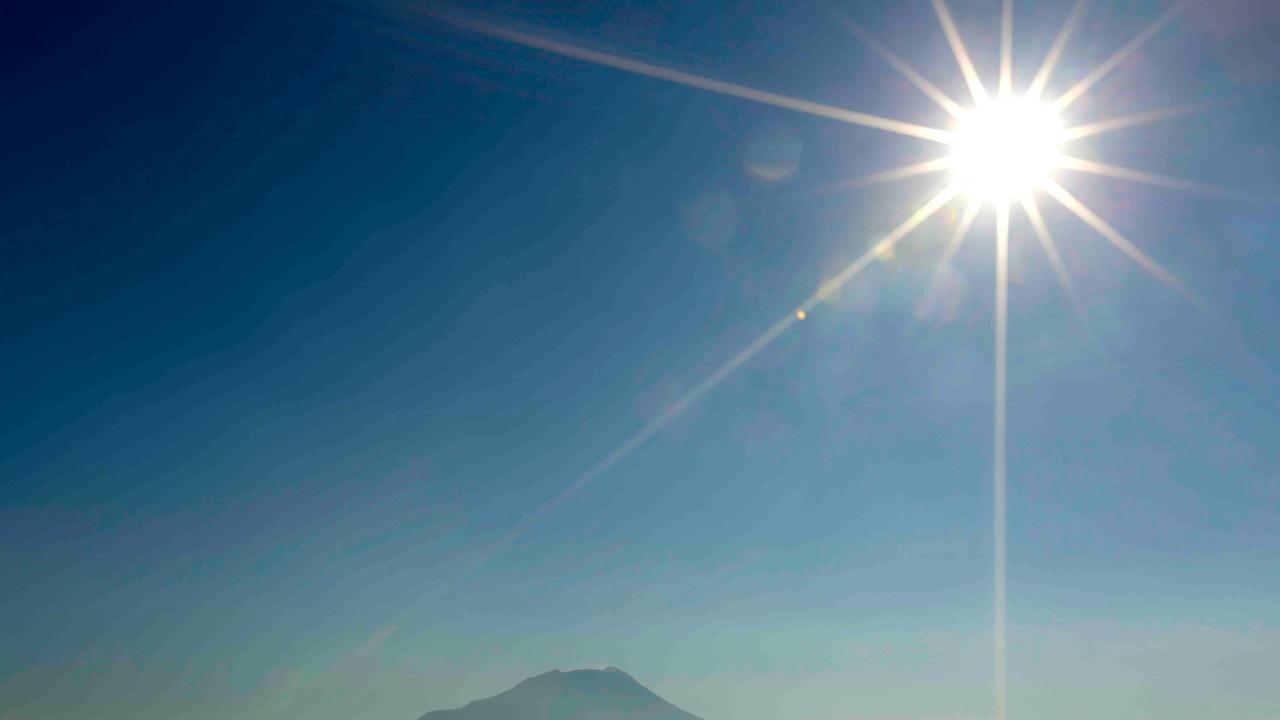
[416,667,703,720]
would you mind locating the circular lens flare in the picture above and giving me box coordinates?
[949,96,1064,203]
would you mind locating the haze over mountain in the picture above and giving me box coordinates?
[417,668,703,720]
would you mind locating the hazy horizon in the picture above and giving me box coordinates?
[3,1,1279,719]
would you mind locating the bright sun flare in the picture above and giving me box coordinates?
[432,4,1235,720]
[950,95,1064,203]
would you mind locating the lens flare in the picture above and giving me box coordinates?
[423,5,1260,720]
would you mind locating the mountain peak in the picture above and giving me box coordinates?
[418,667,701,720]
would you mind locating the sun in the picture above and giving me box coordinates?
[949,95,1064,204]
[430,4,1225,720]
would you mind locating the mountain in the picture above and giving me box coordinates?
[416,667,704,720]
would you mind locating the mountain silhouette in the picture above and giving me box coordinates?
[416,667,704,720]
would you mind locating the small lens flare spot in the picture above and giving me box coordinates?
[796,310,807,320]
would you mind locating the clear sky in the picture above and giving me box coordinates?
[2,1,1279,719]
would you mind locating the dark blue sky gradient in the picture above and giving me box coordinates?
[3,1,1280,718]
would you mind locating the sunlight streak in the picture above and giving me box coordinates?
[829,156,954,191]
[1027,0,1087,99]
[1044,180,1202,306]
[811,186,959,302]
[428,11,953,143]
[918,201,980,321]
[999,0,1013,97]
[1051,1,1187,112]
[1060,103,1206,141]
[939,201,982,267]
[839,17,966,119]
[1020,195,1092,336]
[1057,155,1249,201]
[993,201,1009,720]
[464,186,959,579]
[931,0,989,103]
[420,6,1235,713]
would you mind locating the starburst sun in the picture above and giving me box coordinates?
[429,2,1244,719]
[949,96,1064,204]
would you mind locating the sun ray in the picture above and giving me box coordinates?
[1019,194,1092,336]
[1060,103,1206,141]
[421,5,1229,712]
[810,186,960,304]
[1057,155,1257,202]
[939,201,982,266]
[993,201,1010,720]
[838,17,966,119]
[999,0,1014,97]
[1026,0,1088,99]
[427,10,952,143]
[1043,180,1202,306]
[930,0,989,103]
[824,156,954,193]
[1051,1,1188,112]
[461,185,959,579]
[917,201,980,320]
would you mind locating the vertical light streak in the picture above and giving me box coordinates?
[426,10,953,143]
[999,0,1014,97]
[994,201,1010,720]
[1027,0,1087,99]
[931,0,989,103]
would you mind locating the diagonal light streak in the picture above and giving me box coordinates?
[993,201,1010,720]
[1051,1,1188,112]
[327,11,1253,716]
[939,201,982,267]
[931,0,989,103]
[1060,103,1206,141]
[999,0,1014,97]
[839,17,966,118]
[462,185,959,579]
[1020,194,1092,336]
[421,6,1225,714]
[1057,155,1250,201]
[1043,180,1202,307]
[811,186,960,302]
[1027,0,1088,99]
[427,10,953,143]
[918,201,980,321]
[825,156,955,193]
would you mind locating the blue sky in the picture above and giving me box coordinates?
[2,1,1279,719]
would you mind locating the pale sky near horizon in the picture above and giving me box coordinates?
[3,1,1279,719]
